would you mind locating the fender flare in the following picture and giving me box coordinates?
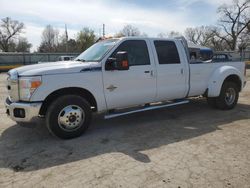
[207,66,243,97]
[38,87,99,116]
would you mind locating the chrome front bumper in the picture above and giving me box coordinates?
[5,98,42,122]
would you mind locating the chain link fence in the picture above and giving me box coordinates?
[0,51,250,71]
[215,50,250,61]
[0,52,79,70]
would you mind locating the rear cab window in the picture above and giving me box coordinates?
[154,41,180,64]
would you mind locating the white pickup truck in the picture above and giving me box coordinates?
[5,37,247,139]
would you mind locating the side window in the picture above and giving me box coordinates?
[154,41,180,64]
[111,40,150,66]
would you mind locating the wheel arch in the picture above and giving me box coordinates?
[207,66,243,97]
[39,87,97,116]
[223,74,242,91]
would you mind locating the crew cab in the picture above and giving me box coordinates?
[5,37,247,139]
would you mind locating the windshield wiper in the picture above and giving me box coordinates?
[76,59,86,62]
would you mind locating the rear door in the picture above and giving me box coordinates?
[102,39,157,109]
[152,40,189,101]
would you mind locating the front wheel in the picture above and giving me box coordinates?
[215,82,239,110]
[46,95,92,139]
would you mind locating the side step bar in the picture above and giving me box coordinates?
[104,100,189,119]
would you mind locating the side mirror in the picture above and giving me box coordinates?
[105,51,129,71]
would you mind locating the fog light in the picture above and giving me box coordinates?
[13,108,25,118]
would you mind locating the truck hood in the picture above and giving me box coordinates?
[14,61,101,76]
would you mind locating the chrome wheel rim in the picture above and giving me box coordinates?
[58,105,85,132]
[225,88,236,106]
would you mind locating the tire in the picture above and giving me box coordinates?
[215,81,239,110]
[207,97,217,108]
[46,95,92,139]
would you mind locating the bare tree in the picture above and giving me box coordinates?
[185,26,219,45]
[238,28,250,50]
[157,31,181,38]
[116,25,141,37]
[76,27,96,52]
[167,31,181,38]
[39,25,59,52]
[0,37,31,52]
[0,17,24,52]
[185,26,214,45]
[185,27,203,44]
[184,26,232,50]
[157,32,167,38]
[217,0,250,50]
[238,22,250,49]
[15,37,32,52]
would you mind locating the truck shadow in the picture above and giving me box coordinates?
[0,99,249,172]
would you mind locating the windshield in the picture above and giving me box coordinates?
[75,39,118,62]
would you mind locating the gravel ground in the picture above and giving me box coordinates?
[0,71,250,188]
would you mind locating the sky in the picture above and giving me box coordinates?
[0,0,231,51]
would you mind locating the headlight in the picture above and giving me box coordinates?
[8,70,18,82]
[19,76,42,101]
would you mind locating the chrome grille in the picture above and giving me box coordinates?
[6,70,19,102]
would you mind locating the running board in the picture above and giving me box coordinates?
[104,100,189,119]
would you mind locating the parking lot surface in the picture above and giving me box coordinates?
[0,71,250,188]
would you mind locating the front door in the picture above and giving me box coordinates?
[103,39,157,109]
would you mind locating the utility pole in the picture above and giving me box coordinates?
[102,24,105,37]
[65,24,68,52]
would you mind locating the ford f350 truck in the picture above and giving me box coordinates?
[5,37,247,139]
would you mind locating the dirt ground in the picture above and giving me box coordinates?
[0,71,250,188]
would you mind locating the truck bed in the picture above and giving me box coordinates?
[188,61,245,97]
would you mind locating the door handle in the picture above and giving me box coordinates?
[144,70,154,77]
